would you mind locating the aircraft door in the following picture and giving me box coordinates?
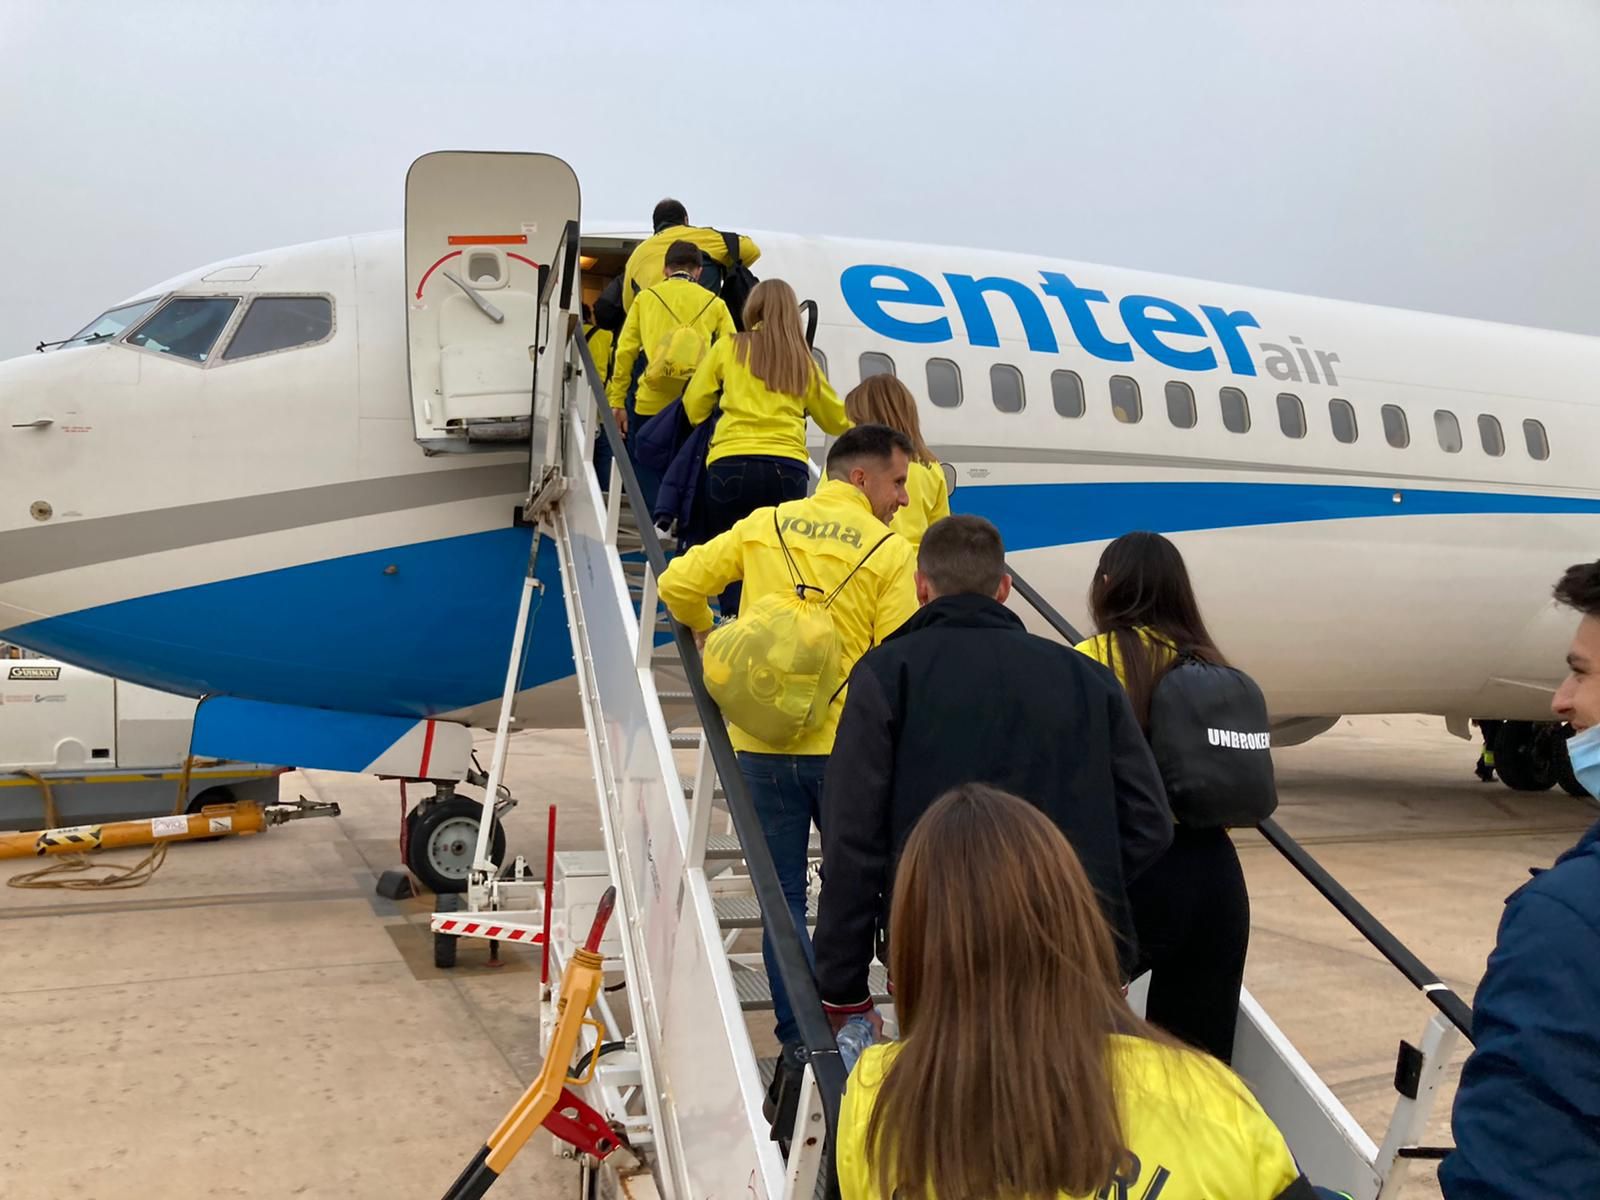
[404,152,580,454]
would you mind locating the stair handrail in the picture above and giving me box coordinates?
[1001,561,1475,1043]
[569,333,851,1188]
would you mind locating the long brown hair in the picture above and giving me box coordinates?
[733,278,815,397]
[869,785,1153,1200]
[1089,531,1227,729]
[844,375,936,465]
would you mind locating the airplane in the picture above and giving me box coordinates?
[3,156,1597,887]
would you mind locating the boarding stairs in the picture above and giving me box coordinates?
[412,157,1472,1200]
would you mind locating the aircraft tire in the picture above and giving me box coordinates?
[408,796,506,894]
[1556,735,1592,800]
[1493,721,1560,793]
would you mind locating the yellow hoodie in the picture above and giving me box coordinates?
[658,480,918,755]
[837,1037,1309,1200]
[607,276,736,418]
[621,225,762,313]
[684,338,851,466]
[892,460,952,546]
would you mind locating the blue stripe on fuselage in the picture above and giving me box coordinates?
[957,479,1600,553]
[7,480,1599,719]
[9,527,574,718]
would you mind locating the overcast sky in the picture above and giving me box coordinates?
[2,0,1597,360]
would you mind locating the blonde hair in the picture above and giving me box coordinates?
[845,375,936,466]
[733,279,815,397]
[868,785,1192,1200]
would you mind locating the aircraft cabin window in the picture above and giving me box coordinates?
[1218,387,1250,433]
[1381,404,1410,449]
[811,347,828,375]
[58,297,162,349]
[1328,398,1358,444]
[859,351,896,381]
[222,296,334,361]
[1434,409,1463,454]
[1276,393,1306,439]
[124,296,240,363]
[990,363,1025,413]
[1051,370,1085,418]
[1109,375,1142,424]
[926,357,962,409]
[1165,381,1197,429]
[1478,414,1505,457]
[1523,418,1550,461]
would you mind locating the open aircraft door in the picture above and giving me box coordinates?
[405,152,580,456]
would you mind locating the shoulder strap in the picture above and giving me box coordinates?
[652,286,719,327]
[824,532,896,608]
[773,510,821,600]
[721,230,742,269]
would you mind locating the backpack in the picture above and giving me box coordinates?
[1146,655,1278,828]
[717,230,760,331]
[641,288,719,386]
[701,512,893,748]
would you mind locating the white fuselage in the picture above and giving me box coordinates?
[1,227,1595,730]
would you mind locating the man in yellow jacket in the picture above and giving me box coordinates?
[608,240,736,507]
[658,424,918,1071]
[621,198,761,314]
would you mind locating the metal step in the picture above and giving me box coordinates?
[670,732,702,750]
[715,893,818,929]
[705,830,821,863]
[732,961,889,1011]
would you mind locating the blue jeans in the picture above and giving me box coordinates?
[737,751,826,1048]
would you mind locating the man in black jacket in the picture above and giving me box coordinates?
[815,515,1174,1028]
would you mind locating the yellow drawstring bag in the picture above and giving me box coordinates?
[641,290,718,386]
[702,513,894,748]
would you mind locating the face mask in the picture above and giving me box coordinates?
[1568,724,1600,797]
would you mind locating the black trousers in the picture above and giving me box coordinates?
[703,455,810,615]
[1128,824,1251,1063]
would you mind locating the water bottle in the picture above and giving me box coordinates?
[835,1014,877,1075]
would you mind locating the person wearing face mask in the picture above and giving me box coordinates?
[1440,559,1600,1199]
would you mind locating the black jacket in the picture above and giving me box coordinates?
[815,593,1174,1007]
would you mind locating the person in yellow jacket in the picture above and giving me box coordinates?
[658,424,917,1068]
[684,278,852,615]
[607,240,736,507]
[836,783,1332,1200]
[621,198,761,314]
[843,375,950,546]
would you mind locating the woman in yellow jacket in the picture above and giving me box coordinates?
[1074,530,1250,1066]
[683,278,851,612]
[836,783,1329,1200]
[843,375,950,546]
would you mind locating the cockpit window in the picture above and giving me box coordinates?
[59,298,162,349]
[125,297,239,362]
[222,296,334,361]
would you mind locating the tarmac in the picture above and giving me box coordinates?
[0,714,1591,1200]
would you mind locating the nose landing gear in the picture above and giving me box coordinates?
[405,782,510,894]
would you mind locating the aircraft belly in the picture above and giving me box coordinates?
[4,527,576,720]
